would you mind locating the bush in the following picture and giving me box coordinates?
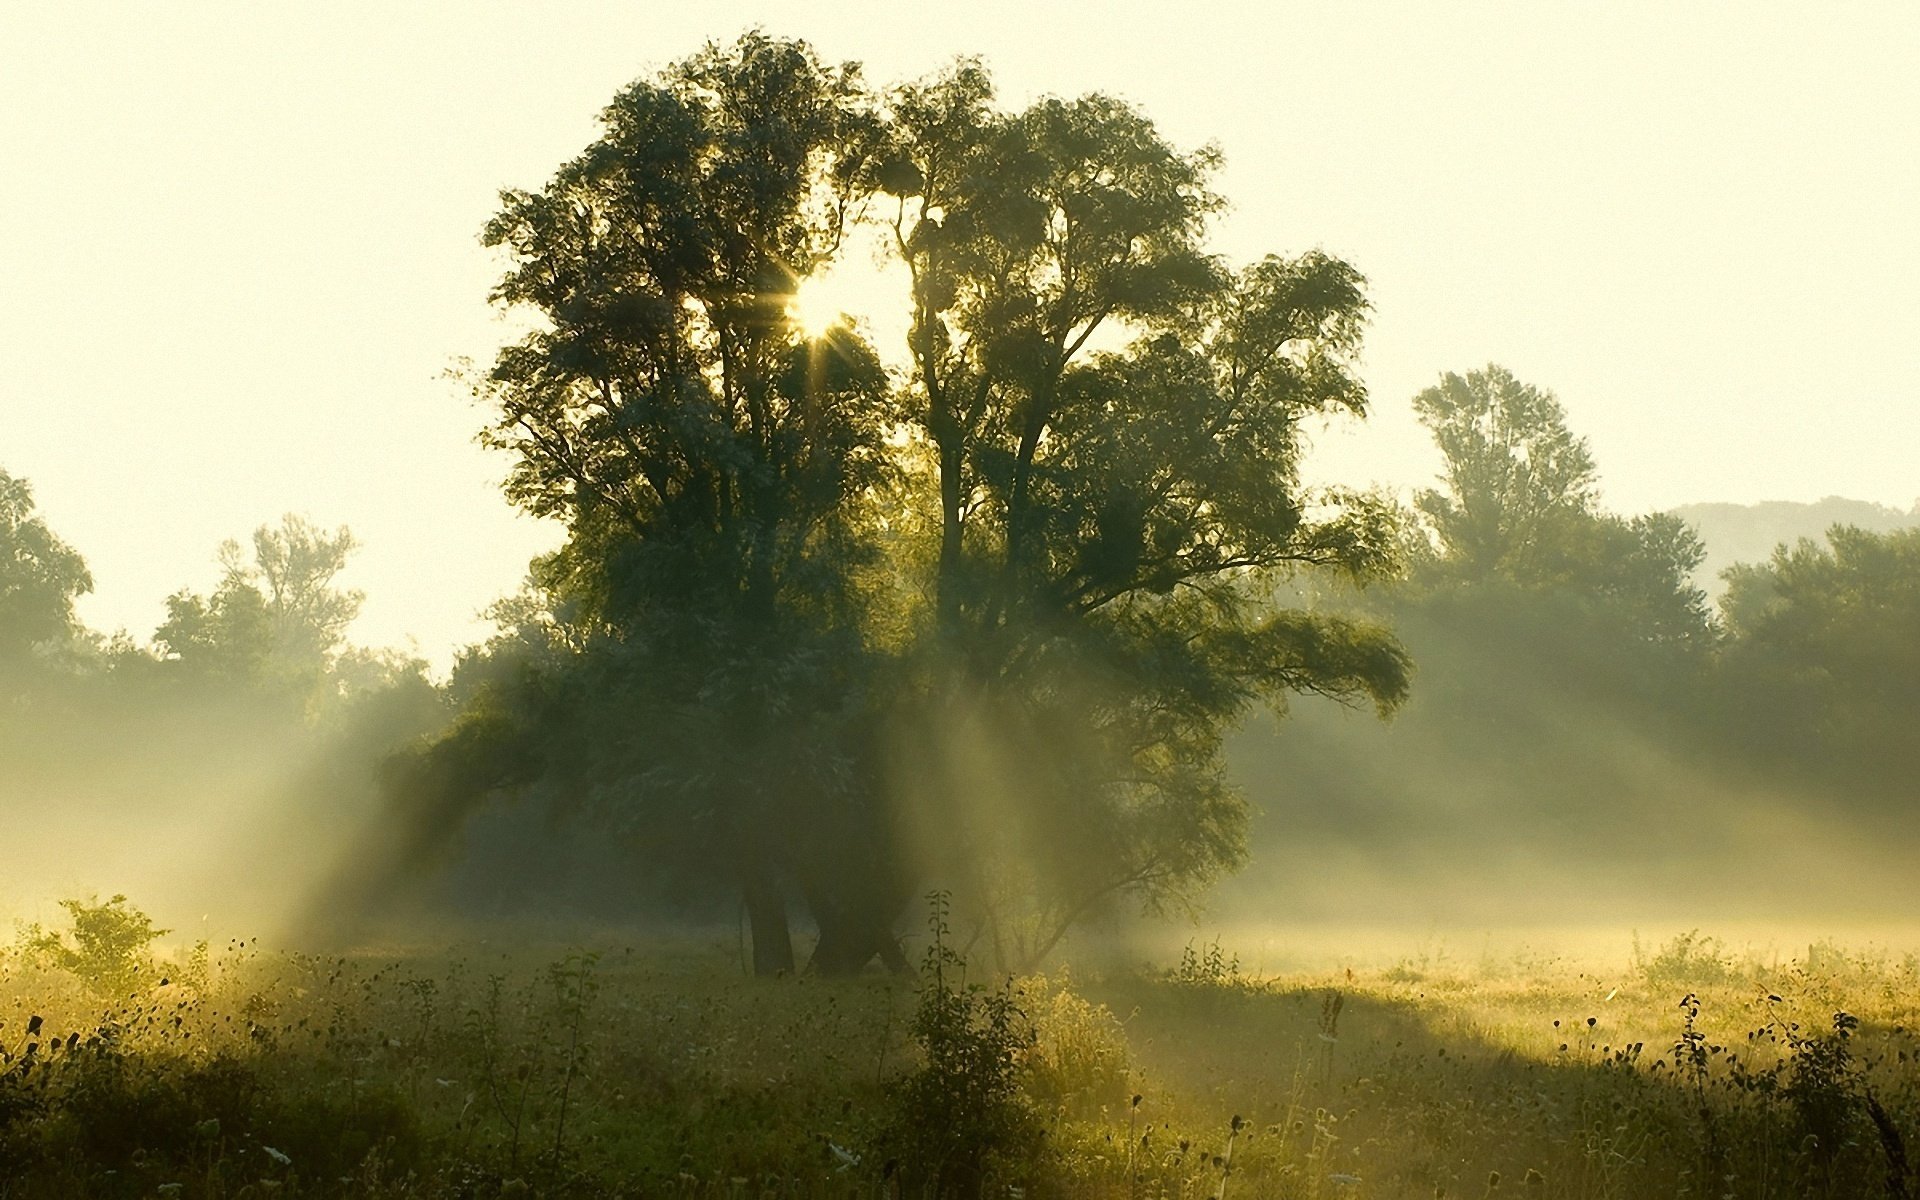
[1171,937,1250,990]
[879,893,1045,1195]
[1636,929,1737,988]
[19,894,168,997]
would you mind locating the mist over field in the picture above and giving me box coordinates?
[4,15,1919,1198]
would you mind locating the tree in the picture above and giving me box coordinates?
[431,36,1411,975]
[0,468,93,680]
[1412,365,1600,583]
[873,66,1410,967]
[1409,365,1712,656]
[464,33,896,974]
[154,514,366,694]
[1717,525,1920,797]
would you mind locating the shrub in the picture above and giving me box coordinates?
[879,893,1045,1195]
[19,894,168,997]
[1636,929,1736,988]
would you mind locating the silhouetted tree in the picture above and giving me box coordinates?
[463,34,896,974]
[435,36,1411,974]
[0,469,93,686]
[873,65,1410,967]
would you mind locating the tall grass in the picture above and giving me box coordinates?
[0,903,1915,1197]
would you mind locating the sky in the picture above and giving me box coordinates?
[3,3,1916,668]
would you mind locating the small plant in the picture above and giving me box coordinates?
[1784,1010,1862,1165]
[1173,938,1245,990]
[1635,929,1735,987]
[880,891,1044,1195]
[19,895,168,996]
[1670,992,1725,1184]
[544,949,600,1169]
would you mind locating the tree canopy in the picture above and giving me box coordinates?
[1409,365,1712,659]
[0,468,93,682]
[425,35,1412,975]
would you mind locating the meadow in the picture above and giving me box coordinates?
[2,898,1917,1198]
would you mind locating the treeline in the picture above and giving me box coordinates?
[1229,367,1920,925]
[0,490,445,934]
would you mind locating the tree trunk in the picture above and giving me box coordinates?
[807,893,910,978]
[740,870,794,977]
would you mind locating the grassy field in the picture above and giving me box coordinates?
[2,902,1917,1198]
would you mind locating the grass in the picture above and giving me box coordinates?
[1,901,1917,1198]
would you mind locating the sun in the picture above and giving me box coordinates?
[785,273,847,339]
[785,264,884,339]
[778,245,913,355]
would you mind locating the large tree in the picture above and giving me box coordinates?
[873,66,1410,966]
[457,34,897,974]
[430,36,1410,974]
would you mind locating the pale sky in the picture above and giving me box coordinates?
[4,3,1916,668]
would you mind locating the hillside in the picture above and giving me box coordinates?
[1673,496,1920,594]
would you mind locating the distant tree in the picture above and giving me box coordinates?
[1409,365,1711,655]
[154,515,366,694]
[1672,497,1920,599]
[249,516,364,663]
[1413,365,1599,583]
[1717,525,1920,794]
[0,469,93,678]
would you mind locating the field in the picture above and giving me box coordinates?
[3,902,1918,1198]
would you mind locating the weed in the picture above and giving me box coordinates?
[1020,967,1133,1118]
[0,898,1915,1196]
[878,891,1044,1196]
[1174,937,1247,990]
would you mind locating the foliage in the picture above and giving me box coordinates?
[880,65,1410,957]
[1018,969,1134,1118]
[879,895,1044,1194]
[1413,364,1599,581]
[1172,937,1249,990]
[1717,525,1920,797]
[0,916,1915,1196]
[1408,364,1712,655]
[421,33,1416,976]
[153,514,366,697]
[0,468,92,681]
[461,32,900,975]
[18,895,169,998]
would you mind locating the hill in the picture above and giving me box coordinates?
[1672,496,1920,594]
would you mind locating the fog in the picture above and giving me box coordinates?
[7,497,1917,965]
[4,21,1917,973]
